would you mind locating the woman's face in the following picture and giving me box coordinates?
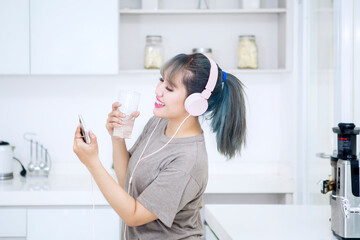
[153,72,189,120]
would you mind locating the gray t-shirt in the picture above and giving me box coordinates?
[122,116,208,240]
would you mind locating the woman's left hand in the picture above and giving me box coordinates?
[73,125,99,169]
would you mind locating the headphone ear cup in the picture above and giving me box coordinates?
[185,93,209,116]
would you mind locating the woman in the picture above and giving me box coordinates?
[73,53,246,239]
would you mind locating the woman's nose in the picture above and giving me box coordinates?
[155,82,164,97]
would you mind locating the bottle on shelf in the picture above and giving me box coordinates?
[120,0,141,9]
[198,0,209,9]
[237,35,258,69]
[144,35,164,69]
[242,0,260,9]
[141,0,158,10]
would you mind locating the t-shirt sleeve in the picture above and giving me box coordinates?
[137,167,200,228]
[128,116,158,156]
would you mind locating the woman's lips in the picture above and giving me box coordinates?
[155,102,165,108]
[155,97,165,108]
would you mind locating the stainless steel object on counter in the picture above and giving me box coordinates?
[0,141,14,180]
[0,141,27,179]
[319,123,360,239]
[24,133,51,177]
[43,149,50,174]
[27,139,35,172]
[39,145,45,169]
[34,141,40,173]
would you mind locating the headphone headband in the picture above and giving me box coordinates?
[201,55,218,100]
[184,54,219,116]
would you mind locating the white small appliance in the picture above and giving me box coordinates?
[0,141,14,180]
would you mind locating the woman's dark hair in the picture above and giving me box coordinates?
[160,53,246,158]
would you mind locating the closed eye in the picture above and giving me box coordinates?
[159,77,173,92]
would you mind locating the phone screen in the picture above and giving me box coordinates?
[78,114,91,144]
[80,126,86,143]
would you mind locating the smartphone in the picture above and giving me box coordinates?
[78,114,91,144]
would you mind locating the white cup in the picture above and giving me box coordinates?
[113,90,141,139]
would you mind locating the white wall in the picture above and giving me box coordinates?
[295,0,335,205]
[0,72,295,171]
[354,0,360,142]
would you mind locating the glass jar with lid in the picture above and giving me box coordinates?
[192,48,213,59]
[237,35,258,69]
[144,35,163,69]
[120,0,141,9]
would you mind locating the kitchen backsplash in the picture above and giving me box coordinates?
[0,72,295,172]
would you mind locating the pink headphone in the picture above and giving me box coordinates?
[184,55,219,116]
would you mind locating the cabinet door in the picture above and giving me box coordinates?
[30,0,118,74]
[27,208,120,240]
[0,208,27,237]
[0,0,30,74]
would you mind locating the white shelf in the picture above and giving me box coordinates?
[118,0,292,72]
[118,69,290,74]
[118,69,160,74]
[119,8,287,15]
[230,68,290,74]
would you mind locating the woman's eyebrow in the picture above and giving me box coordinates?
[165,78,178,89]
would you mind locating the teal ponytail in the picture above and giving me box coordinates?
[207,73,247,158]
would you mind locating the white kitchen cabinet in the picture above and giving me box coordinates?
[0,238,25,240]
[118,0,292,73]
[204,222,219,240]
[0,209,26,238]
[0,0,30,74]
[30,0,119,74]
[204,205,337,240]
[27,208,120,240]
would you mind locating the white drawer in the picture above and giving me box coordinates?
[27,208,120,240]
[0,209,26,237]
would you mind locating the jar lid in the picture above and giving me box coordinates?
[146,35,162,39]
[192,48,212,53]
[0,141,10,146]
[239,35,255,38]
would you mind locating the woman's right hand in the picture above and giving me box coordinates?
[106,102,140,137]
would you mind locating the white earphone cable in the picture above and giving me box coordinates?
[128,117,162,185]
[91,175,96,240]
[124,114,191,240]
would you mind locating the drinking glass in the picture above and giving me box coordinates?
[113,90,141,139]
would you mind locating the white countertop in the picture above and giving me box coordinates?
[206,174,294,194]
[204,204,337,240]
[0,174,109,206]
[0,162,294,206]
